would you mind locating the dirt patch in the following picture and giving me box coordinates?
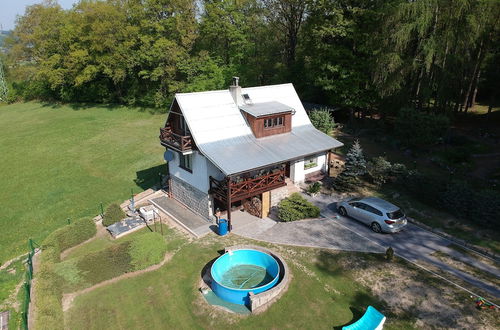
[341,256,499,329]
[432,251,500,288]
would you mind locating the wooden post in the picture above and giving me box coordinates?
[262,191,271,218]
[227,177,232,232]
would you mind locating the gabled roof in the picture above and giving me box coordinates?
[174,83,343,175]
[239,101,293,118]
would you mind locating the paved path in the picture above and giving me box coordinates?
[232,211,384,253]
[234,193,500,299]
[150,196,212,238]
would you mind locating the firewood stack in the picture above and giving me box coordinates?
[243,196,262,218]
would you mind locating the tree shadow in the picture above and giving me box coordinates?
[134,164,167,190]
[40,101,165,114]
[315,249,346,278]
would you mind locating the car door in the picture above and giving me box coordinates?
[355,202,374,224]
[347,202,364,222]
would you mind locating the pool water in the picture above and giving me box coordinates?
[219,264,274,289]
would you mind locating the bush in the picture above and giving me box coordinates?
[309,108,336,135]
[103,203,126,227]
[34,262,64,330]
[41,217,96,258]
[278,193,320,222]
[402,171,500,228]
[307,182,322,195]
[56,217,96,251]
[386,247,394,261]
[129,232,168,271]
[367,157,407,185]
[395,107,450,147]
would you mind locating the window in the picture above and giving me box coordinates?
[387,209,404,219]
[264,116,284,129]
[364,205,383,216]
[179,153,192,172]
[304,156,318,170]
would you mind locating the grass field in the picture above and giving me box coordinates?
[0,102,166,264]
[64,233,414,330]
[62,231,499,330]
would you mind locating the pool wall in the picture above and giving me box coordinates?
[211,249,280,305]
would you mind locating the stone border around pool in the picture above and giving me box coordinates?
[224,245,291,313]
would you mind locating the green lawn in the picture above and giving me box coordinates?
[65,234,416,330]
[0,102,166,264]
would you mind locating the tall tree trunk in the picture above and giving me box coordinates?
[469,70,481,109]
[463,39,484,113]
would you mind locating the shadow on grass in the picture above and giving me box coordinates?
[134,164,167,190]
[40,101,166,114]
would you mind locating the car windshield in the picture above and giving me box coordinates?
[387,209,404,219]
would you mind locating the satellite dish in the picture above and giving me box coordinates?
[163,150,174,162]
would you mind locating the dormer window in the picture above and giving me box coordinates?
[264,116,284,128]
[240,101,294,138]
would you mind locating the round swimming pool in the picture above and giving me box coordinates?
[210,249,280,305]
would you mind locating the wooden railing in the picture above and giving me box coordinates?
[159,126,192,152]
[210,168,286,203]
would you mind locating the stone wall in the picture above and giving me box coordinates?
[270,186,289,207]
[170,175,211,219]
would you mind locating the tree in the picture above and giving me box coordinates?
[334,140,367,191]
[394,107,450,147]
[299,0,382,111]
[263,0,307,70]
[309,108,336,135]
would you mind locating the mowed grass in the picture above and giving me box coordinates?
[0,102,166,264]
[65,235,415,330]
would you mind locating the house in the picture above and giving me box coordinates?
[159,77,343,230]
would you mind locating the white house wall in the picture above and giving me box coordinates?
[304,153,327,175]
[170,151,209,193]
[290,152,327,183]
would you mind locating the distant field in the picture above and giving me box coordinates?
[0,102,166,264]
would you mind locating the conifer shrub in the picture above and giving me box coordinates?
[103,203,126,227]
[278,193,320,222]
[334,140,367,191]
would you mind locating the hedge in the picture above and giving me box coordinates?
[34,217,96,329]
[278,193,320,222]
[103,203,126,227]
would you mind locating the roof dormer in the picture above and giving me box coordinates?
[240,101,294,138]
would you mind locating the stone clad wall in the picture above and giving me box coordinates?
[170,175,211,219]
[270,186,289,207]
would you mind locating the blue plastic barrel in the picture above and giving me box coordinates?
[218,219,228,236]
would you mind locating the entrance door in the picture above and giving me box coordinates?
[285,162,290,177]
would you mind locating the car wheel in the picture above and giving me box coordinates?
[338,206,347,216]
[371,222,382,233]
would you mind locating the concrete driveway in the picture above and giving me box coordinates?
[321,203,500,298]
[234,194,500,299]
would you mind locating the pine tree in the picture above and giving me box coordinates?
[334,140,367,191]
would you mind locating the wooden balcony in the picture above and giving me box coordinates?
[210,167,286,203]
[159,126,192,152]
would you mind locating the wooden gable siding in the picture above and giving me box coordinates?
[244,112,292,138]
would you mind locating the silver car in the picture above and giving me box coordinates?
[337,197,407,233]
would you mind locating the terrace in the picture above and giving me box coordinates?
[209,165,287,203]
[159,124,193,152]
